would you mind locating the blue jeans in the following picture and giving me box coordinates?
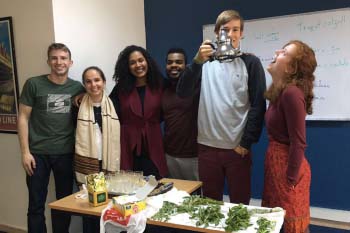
[26,154,73,233]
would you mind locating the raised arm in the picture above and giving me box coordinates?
[176,40,213,97]
[109,85,121,117]
[18,103,35,176]
[176,63,202,98]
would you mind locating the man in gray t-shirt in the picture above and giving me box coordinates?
[18,43,84,233]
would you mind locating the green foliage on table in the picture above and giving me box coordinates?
[151,195,223,226]
[189,204,224,228]
[255,217,276,233]
[224,204,252,232]
[151,201,178,222]
[182,195,224,206]
[151,196,279,232]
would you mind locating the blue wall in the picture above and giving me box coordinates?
[144,0,350,210]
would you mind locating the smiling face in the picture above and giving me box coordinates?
[47,49,72,77]
[267,43,298,86]
[128,51,148,86]
[83,69,105,102]
[166,53,186,79]
[219,19,243,49]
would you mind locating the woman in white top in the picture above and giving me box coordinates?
[74,66,121,185]
[74,66,121,233]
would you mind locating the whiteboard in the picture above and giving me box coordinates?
[203,8,350,120]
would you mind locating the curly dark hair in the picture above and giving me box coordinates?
[112,45,163,94]
[265,40,317,114]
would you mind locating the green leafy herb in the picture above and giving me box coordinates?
[151,195,224,226]
[255,217,276,233]
[189,204,224,228]
[151,201,178,222]
[182,195,224,206]
[224,204,252,232]
[249,208,273,215]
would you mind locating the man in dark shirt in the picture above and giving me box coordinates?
[162,48,199,180]
[18,43,84,233]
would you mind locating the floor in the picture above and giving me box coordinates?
[309,225,349,233]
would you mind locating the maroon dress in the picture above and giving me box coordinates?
[262,85,311,233]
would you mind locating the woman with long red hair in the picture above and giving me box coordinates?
[262,40,317,233]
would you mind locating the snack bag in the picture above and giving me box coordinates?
[86,172,108,206]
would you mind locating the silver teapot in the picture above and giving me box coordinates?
[210,28,242,62]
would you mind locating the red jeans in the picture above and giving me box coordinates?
[198,144,252,204]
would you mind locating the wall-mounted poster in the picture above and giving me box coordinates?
[0,17,19,133]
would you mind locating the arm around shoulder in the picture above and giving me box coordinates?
[176,62,202,98]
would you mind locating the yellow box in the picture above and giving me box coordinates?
[88,190,108,207]
[112,196,146,217]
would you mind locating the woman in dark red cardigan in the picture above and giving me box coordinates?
[109,45,167,179]
[262,40,317,233]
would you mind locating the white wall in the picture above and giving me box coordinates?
[52,0,146,94]
[0,0,145,232]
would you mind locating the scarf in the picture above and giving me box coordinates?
[75,93,120,185]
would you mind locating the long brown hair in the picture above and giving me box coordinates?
[265,40,317,114]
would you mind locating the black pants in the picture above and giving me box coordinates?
[133,151,161,179]
[26,154,73,233]
[83,216,100,233]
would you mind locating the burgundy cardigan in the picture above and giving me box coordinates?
[118,86,168,177]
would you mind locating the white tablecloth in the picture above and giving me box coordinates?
[101,188,284,233]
